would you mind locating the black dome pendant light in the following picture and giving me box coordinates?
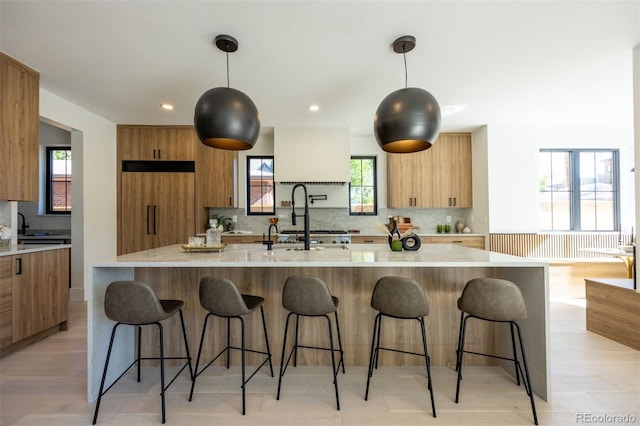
[194,34,260,150]
[374,35,441,153]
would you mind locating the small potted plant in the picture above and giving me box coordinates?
[207,213,235,232]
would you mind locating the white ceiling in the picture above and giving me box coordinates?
[1,1,639,135]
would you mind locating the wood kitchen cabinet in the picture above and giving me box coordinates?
[119,171,196,255]
[195,141,237,231]
[0,257,12,348]
[430,133,472,208]
[427,235,485,249]
[117,125,195,161]
[387,133,472,208]
[1,248,69,353]
[387,149,432,208]
[0,52,39,201]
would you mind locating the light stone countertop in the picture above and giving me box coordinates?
[0,244,72,257]
[92,243,545,268]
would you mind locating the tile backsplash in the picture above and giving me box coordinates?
[208,207,475,235]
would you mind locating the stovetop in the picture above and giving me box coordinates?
[280,230,349,235]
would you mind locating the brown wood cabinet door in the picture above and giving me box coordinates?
[387,150,432,208]
[12,249,69,342]
[387,153,415,208]
[153,172,196,248]
[195,141,236,231]
[0,53,39,201]
[120,172,156,254]
[117,126,195,161]
[0,257,12,348]
[430,133,472,208]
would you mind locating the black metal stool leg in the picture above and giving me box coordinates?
[226,318,231,369]
[455,311,464,372]
[137,325,142,382]
[515,322,538,425]
[293,314,300,367]
[189,314,211,401]
[240,317,246,415]
[157,322,166,424]
[419,318,436,417]
[374,315,382,370]
[260,305,274,377]
[509,321,521,386]
[92,323,120,425]
[276,312,293,400]
[325,314,340,411]
[455,315,469,403]
[178,309,194,381]
[334,311,345,373]
[364,313,381,401]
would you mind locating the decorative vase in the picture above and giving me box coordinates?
[455,221,465,233]
[388,219,402,250]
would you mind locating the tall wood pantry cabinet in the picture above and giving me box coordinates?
[117,125,237,254]
[387,133,472,208]
[0,52,39,201]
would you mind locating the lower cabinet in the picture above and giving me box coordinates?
[0,248,69,351]
[427,235,485,249]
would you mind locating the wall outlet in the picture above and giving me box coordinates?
[446,216,451,223]
[232,215,237,223]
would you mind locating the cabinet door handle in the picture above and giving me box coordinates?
[453,197,457,207]
[448,197,452,206]
[146,205,151,234]
[158,149,161,159]
[364,240,374,243]
[414,197,417,206]
[229,197,232,207]
[15,258,22,275]
[153,149,156,159]
[153,205,158,235]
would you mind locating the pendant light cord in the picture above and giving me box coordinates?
[226,49,230,88]
[403,49,408,89]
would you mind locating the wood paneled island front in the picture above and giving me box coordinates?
[87,243,550,402]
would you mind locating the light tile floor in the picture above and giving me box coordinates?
[1,274,638,425]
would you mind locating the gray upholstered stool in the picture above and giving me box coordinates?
[93,280,193,425]
[455,277,538,425]
[364,276,436,417]
[276,275,345,410]
[188,276,273,415]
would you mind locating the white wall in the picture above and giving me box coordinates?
[40,89,117,301]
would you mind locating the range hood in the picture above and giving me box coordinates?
[273,127,350,184]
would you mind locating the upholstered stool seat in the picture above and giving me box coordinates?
[188,276,273,415]
[276,275,345,410]
[364,276,436,417]
[93,280,193,424]
[455,277,538,425]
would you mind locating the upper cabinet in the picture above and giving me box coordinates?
[0,53,39,201]
[387,133,472,208]
[430,133,472,208]
[195,141,237,231]
[117,125,195,161]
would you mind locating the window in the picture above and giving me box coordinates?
[350,156,377,215]
[46,147,72,214]
[539,149,619,231]
[246,156,275,215]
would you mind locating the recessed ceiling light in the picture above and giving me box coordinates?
[308,105,320,112]
[160,103,174,111]
[441,105,466,116]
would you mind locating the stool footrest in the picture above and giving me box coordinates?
[377,346,427,359]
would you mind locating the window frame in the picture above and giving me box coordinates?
[349,156,378,216]
[45,146,72,215]
[245,155,276,216]
[539,148,620,231]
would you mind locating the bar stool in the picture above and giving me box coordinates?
[188,276,273,415]
[455,277,538,425]
[93,280,193,425]
[364,276,436,417]
[276,275,345,410]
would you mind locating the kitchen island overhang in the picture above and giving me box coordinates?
[87,243,550,402]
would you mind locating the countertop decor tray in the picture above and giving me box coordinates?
[182,243,226,252]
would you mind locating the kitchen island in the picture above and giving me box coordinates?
[87,243,549,401]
